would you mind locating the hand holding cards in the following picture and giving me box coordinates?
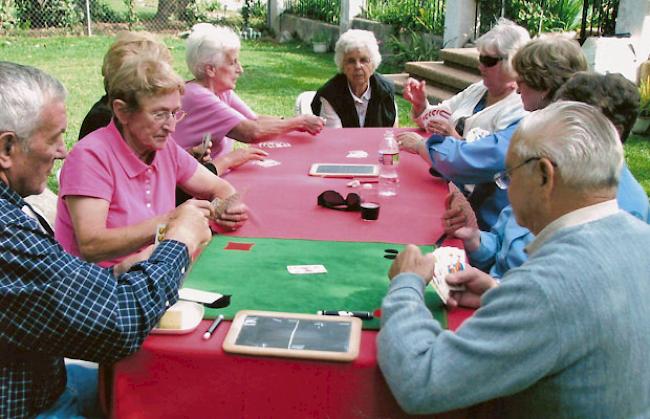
[430,247,467,304]
[210,192,248,230]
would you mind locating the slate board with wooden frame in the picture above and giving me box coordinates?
[223,310,362,362]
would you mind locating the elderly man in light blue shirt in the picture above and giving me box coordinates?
[378,101,650,417]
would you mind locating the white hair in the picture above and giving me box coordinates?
[334,29,382,73]
[0,61,67,148]
[186,23,241,80]
[476,18,530,77]
[511,101,623,191]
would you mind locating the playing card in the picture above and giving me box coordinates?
[430,247,467,304]
[179,288,223,304]
[287,265,327,274]
[253,159,281,168]
[258,141,292,149]
[346,150,368,158]
[201,133,211,153]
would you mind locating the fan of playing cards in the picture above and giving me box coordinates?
[430,246,467,304]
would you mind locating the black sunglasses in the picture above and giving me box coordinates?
[479,55,504,68]
[317,190,361,212]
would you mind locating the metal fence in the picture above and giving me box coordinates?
[475,0,620,42]
[0,0,261,35]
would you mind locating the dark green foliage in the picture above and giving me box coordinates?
[479,0,584,35]
[363,0,445,33]
[15,0,82,28]
[285,0,340,25]
[382,29,440,72]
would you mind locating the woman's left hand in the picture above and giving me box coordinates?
[426,119,461,139]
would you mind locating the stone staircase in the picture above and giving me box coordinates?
[385,48,481,104]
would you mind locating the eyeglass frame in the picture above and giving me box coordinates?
[493,157,557,190]
[150,109,187,124]
[478,54,505,68]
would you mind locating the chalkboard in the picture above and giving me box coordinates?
[223,310,361,362]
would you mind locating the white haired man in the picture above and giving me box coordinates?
[0,61,211,418]
[378,101,650,417]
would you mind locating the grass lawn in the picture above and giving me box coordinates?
[0,35,648,196]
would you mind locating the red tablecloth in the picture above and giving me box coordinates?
[222,128,449,245]
[104,128,475,418]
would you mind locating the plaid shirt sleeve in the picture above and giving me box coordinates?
[0,194,191,418]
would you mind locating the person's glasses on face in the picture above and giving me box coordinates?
[479,54,504,68]
[493,157,544,189]
[150,109,187,124]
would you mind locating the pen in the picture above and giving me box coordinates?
[317,310,374,320]
[202,314,224,340]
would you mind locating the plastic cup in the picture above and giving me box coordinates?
[361,202,380,221]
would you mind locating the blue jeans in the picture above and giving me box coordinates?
[36,363,103,418]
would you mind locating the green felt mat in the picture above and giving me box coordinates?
[184,236,446,330]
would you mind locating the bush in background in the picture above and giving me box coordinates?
[363,0,445,33]
[285,0,339,25]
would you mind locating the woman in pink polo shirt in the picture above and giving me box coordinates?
[174,23,325,175]
[55,54,247,267]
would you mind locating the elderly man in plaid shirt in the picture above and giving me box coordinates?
[0,62,212,418]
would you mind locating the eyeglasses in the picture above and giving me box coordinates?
[317,190,361,211]
[493,157,552,189]
[150,109,187,124]
[479,55,504,68]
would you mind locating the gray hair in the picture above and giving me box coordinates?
[0,61,67,148]
[510,101,623,191]
[186,23,241,80]
[476,18,530,78]
[334,29,382,73]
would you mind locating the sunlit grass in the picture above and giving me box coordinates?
[0,35,647,197]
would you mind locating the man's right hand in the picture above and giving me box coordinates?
[445,267,498,309]
[388,244,436,284]
[165,200,212,258]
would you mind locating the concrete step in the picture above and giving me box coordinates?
[385,72,457,104]
[441,47,479,71]
[405,61,482,91]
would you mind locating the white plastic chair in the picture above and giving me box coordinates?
[294,91,316,116]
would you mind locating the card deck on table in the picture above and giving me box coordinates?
[287,264,327,274]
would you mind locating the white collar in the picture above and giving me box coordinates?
[348,83,371,104]
[526,199,620,255]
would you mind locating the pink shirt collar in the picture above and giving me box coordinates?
[105,119,161,179]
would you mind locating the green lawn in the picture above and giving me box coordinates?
[0,35,647,195]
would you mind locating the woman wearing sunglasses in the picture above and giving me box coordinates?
[402,18,529,140]
[398,18,530,230]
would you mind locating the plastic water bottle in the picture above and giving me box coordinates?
[378,130,399,197]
